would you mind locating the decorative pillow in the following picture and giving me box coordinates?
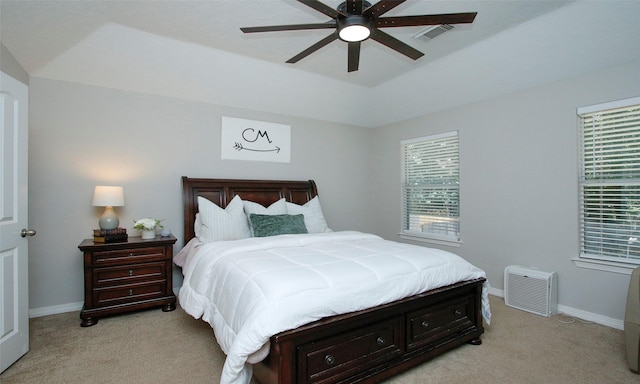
[286,196,332,233]
[249,214,308,237]
[197,195,251,242]
[243,198,288,235]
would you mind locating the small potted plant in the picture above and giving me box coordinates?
[133,218,163,240]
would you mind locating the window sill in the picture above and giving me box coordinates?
[572,256,639,275]
[398,232,461,248]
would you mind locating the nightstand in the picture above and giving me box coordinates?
[78,235,177,327]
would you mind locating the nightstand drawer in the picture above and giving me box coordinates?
[93,280,166,307]
[92,246,166,266]
[93,262,166,286]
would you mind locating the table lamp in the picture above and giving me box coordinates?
[92,186,125,230]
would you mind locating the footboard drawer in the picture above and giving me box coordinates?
[252,278,485,384]
[297,317,404,384]
[407,296,474,350]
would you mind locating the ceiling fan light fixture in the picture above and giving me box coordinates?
[337,16,372,42]
[241,0,478,72]
[339,25,370,42]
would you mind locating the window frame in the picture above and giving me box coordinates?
[574,96,640,275]
[399,131,461,247]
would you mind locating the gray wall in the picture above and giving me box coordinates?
[25,57,640,324]
[28,77,373,311]
[371,59,640,323]
[1,43,28,84]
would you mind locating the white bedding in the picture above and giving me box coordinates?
[177,231,491,384]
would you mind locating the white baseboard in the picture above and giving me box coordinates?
[488,286,504,298]
[28,289,182,318]
[29,288,625,330]
[557,304,624,330]
[488,288,624,330]
[29,302,83,318]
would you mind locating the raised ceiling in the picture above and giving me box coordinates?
[1,0,576,87]
[2,0,639,127]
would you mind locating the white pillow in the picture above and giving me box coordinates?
[243,198,288,235]
[194,213,202,238]
[286,196,332,233]
[243,198,288,216]
[197,195,251,242]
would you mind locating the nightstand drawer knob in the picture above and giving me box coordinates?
[129,252,135,257]
[325,354,335,365]
[129,289,133,296]
[128,269,134,276]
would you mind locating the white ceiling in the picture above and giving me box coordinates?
[2,0,640,127]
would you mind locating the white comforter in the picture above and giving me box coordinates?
[178,231,490,384]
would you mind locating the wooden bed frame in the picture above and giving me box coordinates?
[181,176,485,384]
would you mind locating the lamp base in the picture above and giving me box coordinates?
[99,206,119,230]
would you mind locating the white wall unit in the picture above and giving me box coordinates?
[505,266,558,317]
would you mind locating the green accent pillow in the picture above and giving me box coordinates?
[249,214,308,237]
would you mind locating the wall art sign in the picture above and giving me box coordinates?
[221,116,291,163]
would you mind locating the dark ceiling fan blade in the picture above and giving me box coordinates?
[298,0,345,19]
[347,42,361,72]
[375,12,477,28]
[363,0,406,18]
[370,29,424,60]
[287,33,338,63]
[241,22,336,33]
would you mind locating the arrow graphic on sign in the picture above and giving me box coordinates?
[233,142,281,153]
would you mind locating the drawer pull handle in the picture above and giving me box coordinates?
[129,253,135,257]
[128,270,134,276]
[454,309,462,316]
[421,321,430,328]
[128,289,134,296]
[324,355,335,365]
[376,337,386,346]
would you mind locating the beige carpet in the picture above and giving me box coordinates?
[1,296,637,384]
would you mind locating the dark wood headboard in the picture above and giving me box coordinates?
[181,177,318,245]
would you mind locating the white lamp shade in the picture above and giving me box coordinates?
[92,186,125,207]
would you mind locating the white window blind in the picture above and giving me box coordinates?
[402,131,460,241]
[578,97,640,264]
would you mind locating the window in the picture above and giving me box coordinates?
[401,131,460,243]
[578,97,640,266]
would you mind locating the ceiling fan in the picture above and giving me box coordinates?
[241,0,477,72]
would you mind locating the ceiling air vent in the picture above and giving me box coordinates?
[414,24,454,42]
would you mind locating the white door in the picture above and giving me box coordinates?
[0,71,30,373]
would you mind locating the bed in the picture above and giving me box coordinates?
[177,176,489,384]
